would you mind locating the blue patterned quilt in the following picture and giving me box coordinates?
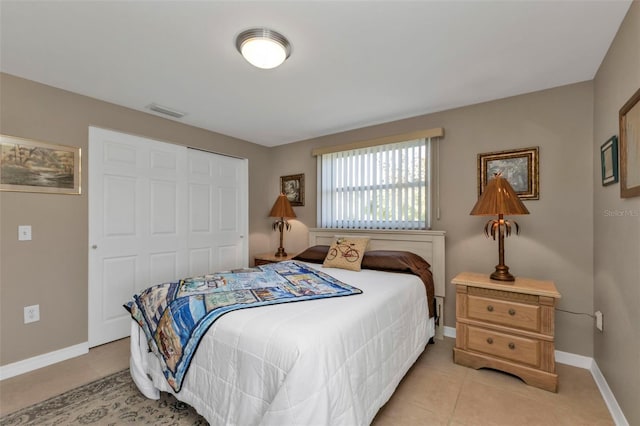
[126,260,362,392]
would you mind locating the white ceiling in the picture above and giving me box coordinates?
[0,1,632,147]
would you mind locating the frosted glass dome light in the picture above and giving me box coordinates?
[236,28,291,70]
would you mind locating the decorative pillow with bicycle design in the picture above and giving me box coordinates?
[323,237,370,271]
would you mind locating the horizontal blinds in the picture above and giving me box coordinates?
[320,138,429,230]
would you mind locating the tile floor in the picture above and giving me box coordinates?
[0,337,614,425]
[0,338,130,416]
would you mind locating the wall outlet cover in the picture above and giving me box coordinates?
[24,305,40,324]
[18,225,32,241]
[595,310,603,332]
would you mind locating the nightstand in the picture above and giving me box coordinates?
[452,272,562,392]
[254,252,297,266]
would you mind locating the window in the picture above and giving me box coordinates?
[318,138,431,230]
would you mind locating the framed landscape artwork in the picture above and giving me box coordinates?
[619,88,640,198]
[477,147,539,200]
[0,134,81,194]
[280,173,304,206]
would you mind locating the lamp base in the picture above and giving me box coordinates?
[490,265,516,282]
[274,247,288,257]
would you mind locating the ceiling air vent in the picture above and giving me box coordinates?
[147,103,186,119]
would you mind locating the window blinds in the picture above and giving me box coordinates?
[319,138,430,230]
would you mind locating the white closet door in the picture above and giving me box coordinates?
[187,149,248,275]
[89,128,248,347]
[89,127,188,347]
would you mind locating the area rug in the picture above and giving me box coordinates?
[0,369,207,425]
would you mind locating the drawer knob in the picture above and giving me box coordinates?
[508,309,516,316]
[508,342,516,350]
[486,337,494,344]
[486,305,494,312]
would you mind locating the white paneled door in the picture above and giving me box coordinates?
[88,128,247,347]
[187,149,248,276]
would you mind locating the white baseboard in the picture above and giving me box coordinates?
[0,342,89,381]
[554,349,594,369]
[590,359,629,426]
[443,325,456,338]
[442,328,628,425]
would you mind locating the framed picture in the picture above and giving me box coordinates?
[600,135,619,186]
[280,173,304,206]
[0,134,81,194]
[619,88,640,198]
[478,146,539,200]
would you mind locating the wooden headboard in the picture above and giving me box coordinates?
[307,228,446,339]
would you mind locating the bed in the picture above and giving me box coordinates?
[129,228,446,425]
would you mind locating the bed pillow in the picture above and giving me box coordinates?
[322,237,369,271]
[360,250,431,272]
[361,250,435,317]
[292,245,330,264]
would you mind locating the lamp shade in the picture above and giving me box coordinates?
[269,193,296,218]
[470,174,529,216]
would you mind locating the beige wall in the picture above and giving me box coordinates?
[271,82,596,357]
[1,74,597,364]
[0,73,274,365]
[593,1,640,425]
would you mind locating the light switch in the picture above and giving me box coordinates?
[18,225,32,241]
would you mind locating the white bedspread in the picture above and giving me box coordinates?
[130,264,433,425]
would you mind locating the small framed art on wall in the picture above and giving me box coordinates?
[477,147,539,200]
[600,135,619,186]
[280,173,304,206]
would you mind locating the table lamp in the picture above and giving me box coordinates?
[470,173,529,281]
[269,193,296,257]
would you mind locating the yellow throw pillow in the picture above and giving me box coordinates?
[323,237,369,271]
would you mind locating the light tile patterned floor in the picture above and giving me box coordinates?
[1,337,613,425]
[373,338,614,425]
[0,338,130,416]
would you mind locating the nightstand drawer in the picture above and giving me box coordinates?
[468,295,540,332]
[467,326,540,367]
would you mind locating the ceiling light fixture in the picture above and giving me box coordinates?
[236,28,291,70]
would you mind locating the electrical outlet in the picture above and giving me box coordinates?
[595,310,603,332]
[24,305,40,324]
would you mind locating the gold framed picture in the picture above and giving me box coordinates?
[619,88,640,198]
[280,173,304,206]
[478,147,539,200]
[0,134,81,194]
